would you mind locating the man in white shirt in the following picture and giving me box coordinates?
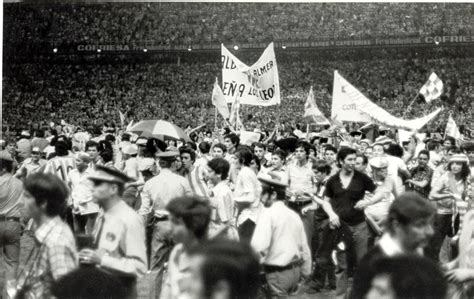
[69,152,98,233]
[234,149,261,244]
[251,176,311,297]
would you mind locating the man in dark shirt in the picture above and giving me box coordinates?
[406,150,433,198]
[320,147,376,296]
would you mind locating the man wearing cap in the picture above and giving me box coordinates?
[0,150,23,297]
[14,146,46,179]
[79,165,147,298]
[251,176,311,297]
[138,151,191,292]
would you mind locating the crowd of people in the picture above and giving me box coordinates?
[3,47,474,138]
[4,3,472,46]
[1,121,474,298]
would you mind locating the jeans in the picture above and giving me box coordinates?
[425,213,458,262]
[0,220,21,298]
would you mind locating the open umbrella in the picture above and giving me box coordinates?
[128,120,191,142]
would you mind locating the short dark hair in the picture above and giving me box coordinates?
[225,133,240,147]
[236,149,253,167]
[295,141,311,156]
[336,147,357,166]
[51,267,127,299]
[272,149,287,162]
[208,158,230,180]
[85,140,100,152]
[371,255,447,299]
[444,136,455,146]
[261,183,286,200]
[24,173,69,217]
[324,145,338,154]
[36,129,45,138]
[253,142,266,151]
[199,141,211,155]
[386,192,436,234]
[180,146,197,162]
[385,143,404,158]
[426,140,440,151]
[213,143,227,154]
[0,158,13,173]
[189,240,260,299]
[418,150,430,159]
[166,196,211,240]
[312,159,331,175]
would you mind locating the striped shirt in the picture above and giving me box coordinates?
[0,173,23,217]
[185,164,209,199]
[42,156,76,185]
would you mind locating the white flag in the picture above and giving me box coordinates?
[221,43,280,106]
[419,72,443,103]
[331,71,442,131]
[229,96,241,128]
[212,79,230,119]
[303,86,330,125]
[445,114,462,140]
[119,111,125,127]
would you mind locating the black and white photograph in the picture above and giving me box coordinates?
[0,1,473,298]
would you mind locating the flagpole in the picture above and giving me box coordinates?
[214,107,218,131]
[402,94,419,118]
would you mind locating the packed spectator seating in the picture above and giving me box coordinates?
[4,3,473,47]
[3,46,473,136]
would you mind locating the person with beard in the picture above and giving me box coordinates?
[251,176,311,297]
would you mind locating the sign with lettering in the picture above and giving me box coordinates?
[221,43,280,106]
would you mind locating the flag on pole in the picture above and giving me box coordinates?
[212,78,230,119]
[126,120,134,132]
[303,86,330,125]
[229,95,241,129]
[445,114,462,140]
[419,72,443,103]
[119,110,125,127]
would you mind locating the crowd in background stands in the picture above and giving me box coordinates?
[4,3,473,46]
[3,48,474,136]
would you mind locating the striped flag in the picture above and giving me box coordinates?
[212,78,230,119]
[445,114,462,140]
[303,86,330,125]
[419,72,443,103]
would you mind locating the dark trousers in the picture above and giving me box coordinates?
[312,219,336,289]
[425,213,459,262]
[238,219,256,245]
